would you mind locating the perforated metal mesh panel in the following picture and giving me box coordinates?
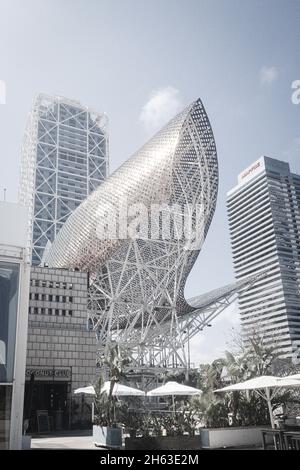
[45,98,221,369]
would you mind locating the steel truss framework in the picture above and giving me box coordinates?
[90,258,267,374]
[45,98,262,373]
[19,94,109,265]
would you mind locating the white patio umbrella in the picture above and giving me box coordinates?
[74,385,96,395]
[147,381,202,397]
[101,381,145,396]
[278,373,300,381]
[215,375,300,428]
[147,381,202,413]
[74,382,145,396]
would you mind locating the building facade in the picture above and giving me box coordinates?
[0,202,30,449]
[227,156,300,359]
[25,266,97,432]
[19,94,109,265]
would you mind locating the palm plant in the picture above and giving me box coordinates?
[93,344,130,427]
[193,328,299,427]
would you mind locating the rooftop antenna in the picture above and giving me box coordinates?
[3,188,6,202]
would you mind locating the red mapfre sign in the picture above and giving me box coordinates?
[241,161,261,180]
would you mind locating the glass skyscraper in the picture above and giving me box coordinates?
[19,94,109,265]
[227,156,300,360]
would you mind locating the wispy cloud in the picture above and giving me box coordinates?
[259,65,278,86]
[139,86,182,133]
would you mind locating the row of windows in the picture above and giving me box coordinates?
[29,307,73,316]
[30,293,73,302]
[30,279,74,289]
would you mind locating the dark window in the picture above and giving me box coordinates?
[62,310,66,316]
[41,294,46,301]
[41,308,45,315]
[69,296,73,303]
[49,294,53,301]
[0,385,13,448]
[34,293,39,301]
[49,281,53,288]
[68,310,73,316]
[62,296,66,303]
[48,308,52,315]
[55,309,59,316]
[56,295,60,302]
[34,307,38,314]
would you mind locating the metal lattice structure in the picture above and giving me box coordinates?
[44,98,262,373]
[19,94,109,265]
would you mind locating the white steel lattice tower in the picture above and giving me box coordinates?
[19,94,109,265]
[45,98,263,372]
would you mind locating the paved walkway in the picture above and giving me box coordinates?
[30,430,263,450]
[31,430,99,450]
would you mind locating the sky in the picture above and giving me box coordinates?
[0,0,299,364]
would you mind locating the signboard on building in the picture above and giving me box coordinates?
[238,157,265,185]
[25,367,71,381]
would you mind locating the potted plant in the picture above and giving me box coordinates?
[93,384,123,448]
[93,344,129,448]
[125,405,202,450]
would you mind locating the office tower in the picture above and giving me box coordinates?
[227,156,300,359]
[19,94,109,265]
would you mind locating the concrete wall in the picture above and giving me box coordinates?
[200,426,267,449]
[0,202,28,248]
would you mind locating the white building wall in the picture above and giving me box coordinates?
[0,202,30,450]
[227,157,300,360]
